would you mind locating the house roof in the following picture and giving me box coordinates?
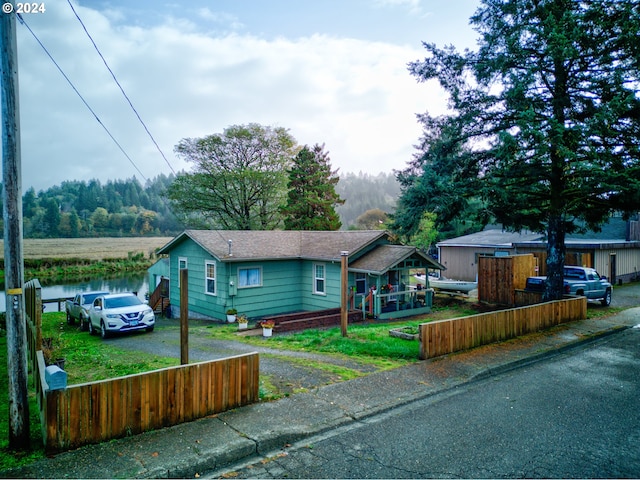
[437,221,639,249]
[157,229,389,262]
[437,228,543,248]
[348,245,445,275]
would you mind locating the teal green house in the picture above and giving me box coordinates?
[147,258,170,290]
[157,230,444,321]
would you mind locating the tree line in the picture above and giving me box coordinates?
[0,175,183,238]
[165,123,401,232]
[0,167,401,239]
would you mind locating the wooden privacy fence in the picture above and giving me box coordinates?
[419,295,587,359]
[24,279,260,452]
[478,254,537,305]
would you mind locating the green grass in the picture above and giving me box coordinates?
[206,319,427,369]
[0,312,180,471]
[0,334,46,470]
[40,312,179,384]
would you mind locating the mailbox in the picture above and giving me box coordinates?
[45,365,67,391]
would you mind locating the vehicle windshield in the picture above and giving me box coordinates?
[84,292,107,304]
[105,296,142,309]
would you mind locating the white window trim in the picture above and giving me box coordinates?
[178,257,188,287]
[238,266,262,289]
[313,263,326,295]
[205,260,216,296]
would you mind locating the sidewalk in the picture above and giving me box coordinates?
[3,308,639,479]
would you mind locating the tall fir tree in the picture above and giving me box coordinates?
[394,0,640,301]
[282,144,344,230]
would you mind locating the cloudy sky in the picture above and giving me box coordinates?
[9,0,480,191]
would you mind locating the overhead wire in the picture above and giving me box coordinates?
[66,0,177,175]
[16,12,149,183]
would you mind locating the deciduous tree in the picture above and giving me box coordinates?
[354,208,388,230]
[168,124,297,230]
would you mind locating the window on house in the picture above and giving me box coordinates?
[238,267,261,287]
[314,263,326,294]
[356,273,366,295]
[205,261,216,295]
[178,257,187,287]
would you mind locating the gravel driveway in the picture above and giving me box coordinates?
[110,318,381,397]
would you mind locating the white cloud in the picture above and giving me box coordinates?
[12,1,452,191]
[373,0,429,17]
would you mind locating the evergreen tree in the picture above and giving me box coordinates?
[42,198,61,237]
[281,144,344,231]
[23,187,37,217]
[395,0,640,300]
[68,209,81,237]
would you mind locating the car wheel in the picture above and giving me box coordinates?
[88,320,95,335]
[100,322,109,339]
[601,289,612,306]
[80,316,89,332]
[66,312,74,325]
[146,326,154,333]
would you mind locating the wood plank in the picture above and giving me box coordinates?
[41,354,259,451]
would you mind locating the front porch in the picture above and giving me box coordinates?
[356,287,434,320]
[348,244,444,320]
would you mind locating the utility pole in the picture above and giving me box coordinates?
[1,7,30,449]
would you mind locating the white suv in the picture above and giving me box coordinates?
[88,293,155,339]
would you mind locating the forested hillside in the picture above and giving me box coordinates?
[0,175,183,238]
[335,172,400,228]
[0,171,399,238]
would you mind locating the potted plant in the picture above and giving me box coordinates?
[237,314,248,330]
[226,308,237,323]
[260,319,275,337]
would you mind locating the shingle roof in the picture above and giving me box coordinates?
[437,228,543,247]
[349,245,444,274]
[158,230,388,261]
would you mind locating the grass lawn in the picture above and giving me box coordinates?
[0,312,180,471]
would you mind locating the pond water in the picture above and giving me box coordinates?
[0,272,150,313]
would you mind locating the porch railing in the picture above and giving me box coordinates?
[356,288,434,318]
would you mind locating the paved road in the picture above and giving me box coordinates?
[211,326,640,479]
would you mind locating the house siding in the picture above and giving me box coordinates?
[147,259,169,291]
[162,232,415,321]
[438,246,498,281]
[440,241,640,285]
[593,247,640,284]
[167,241,225,320]
[167,243,309,320]
[300,260,342,311]
[228,260,304,318]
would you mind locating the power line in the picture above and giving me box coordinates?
[67,0,177,175]
[16,13,149,183]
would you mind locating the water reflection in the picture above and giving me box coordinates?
[0,272,150,312]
